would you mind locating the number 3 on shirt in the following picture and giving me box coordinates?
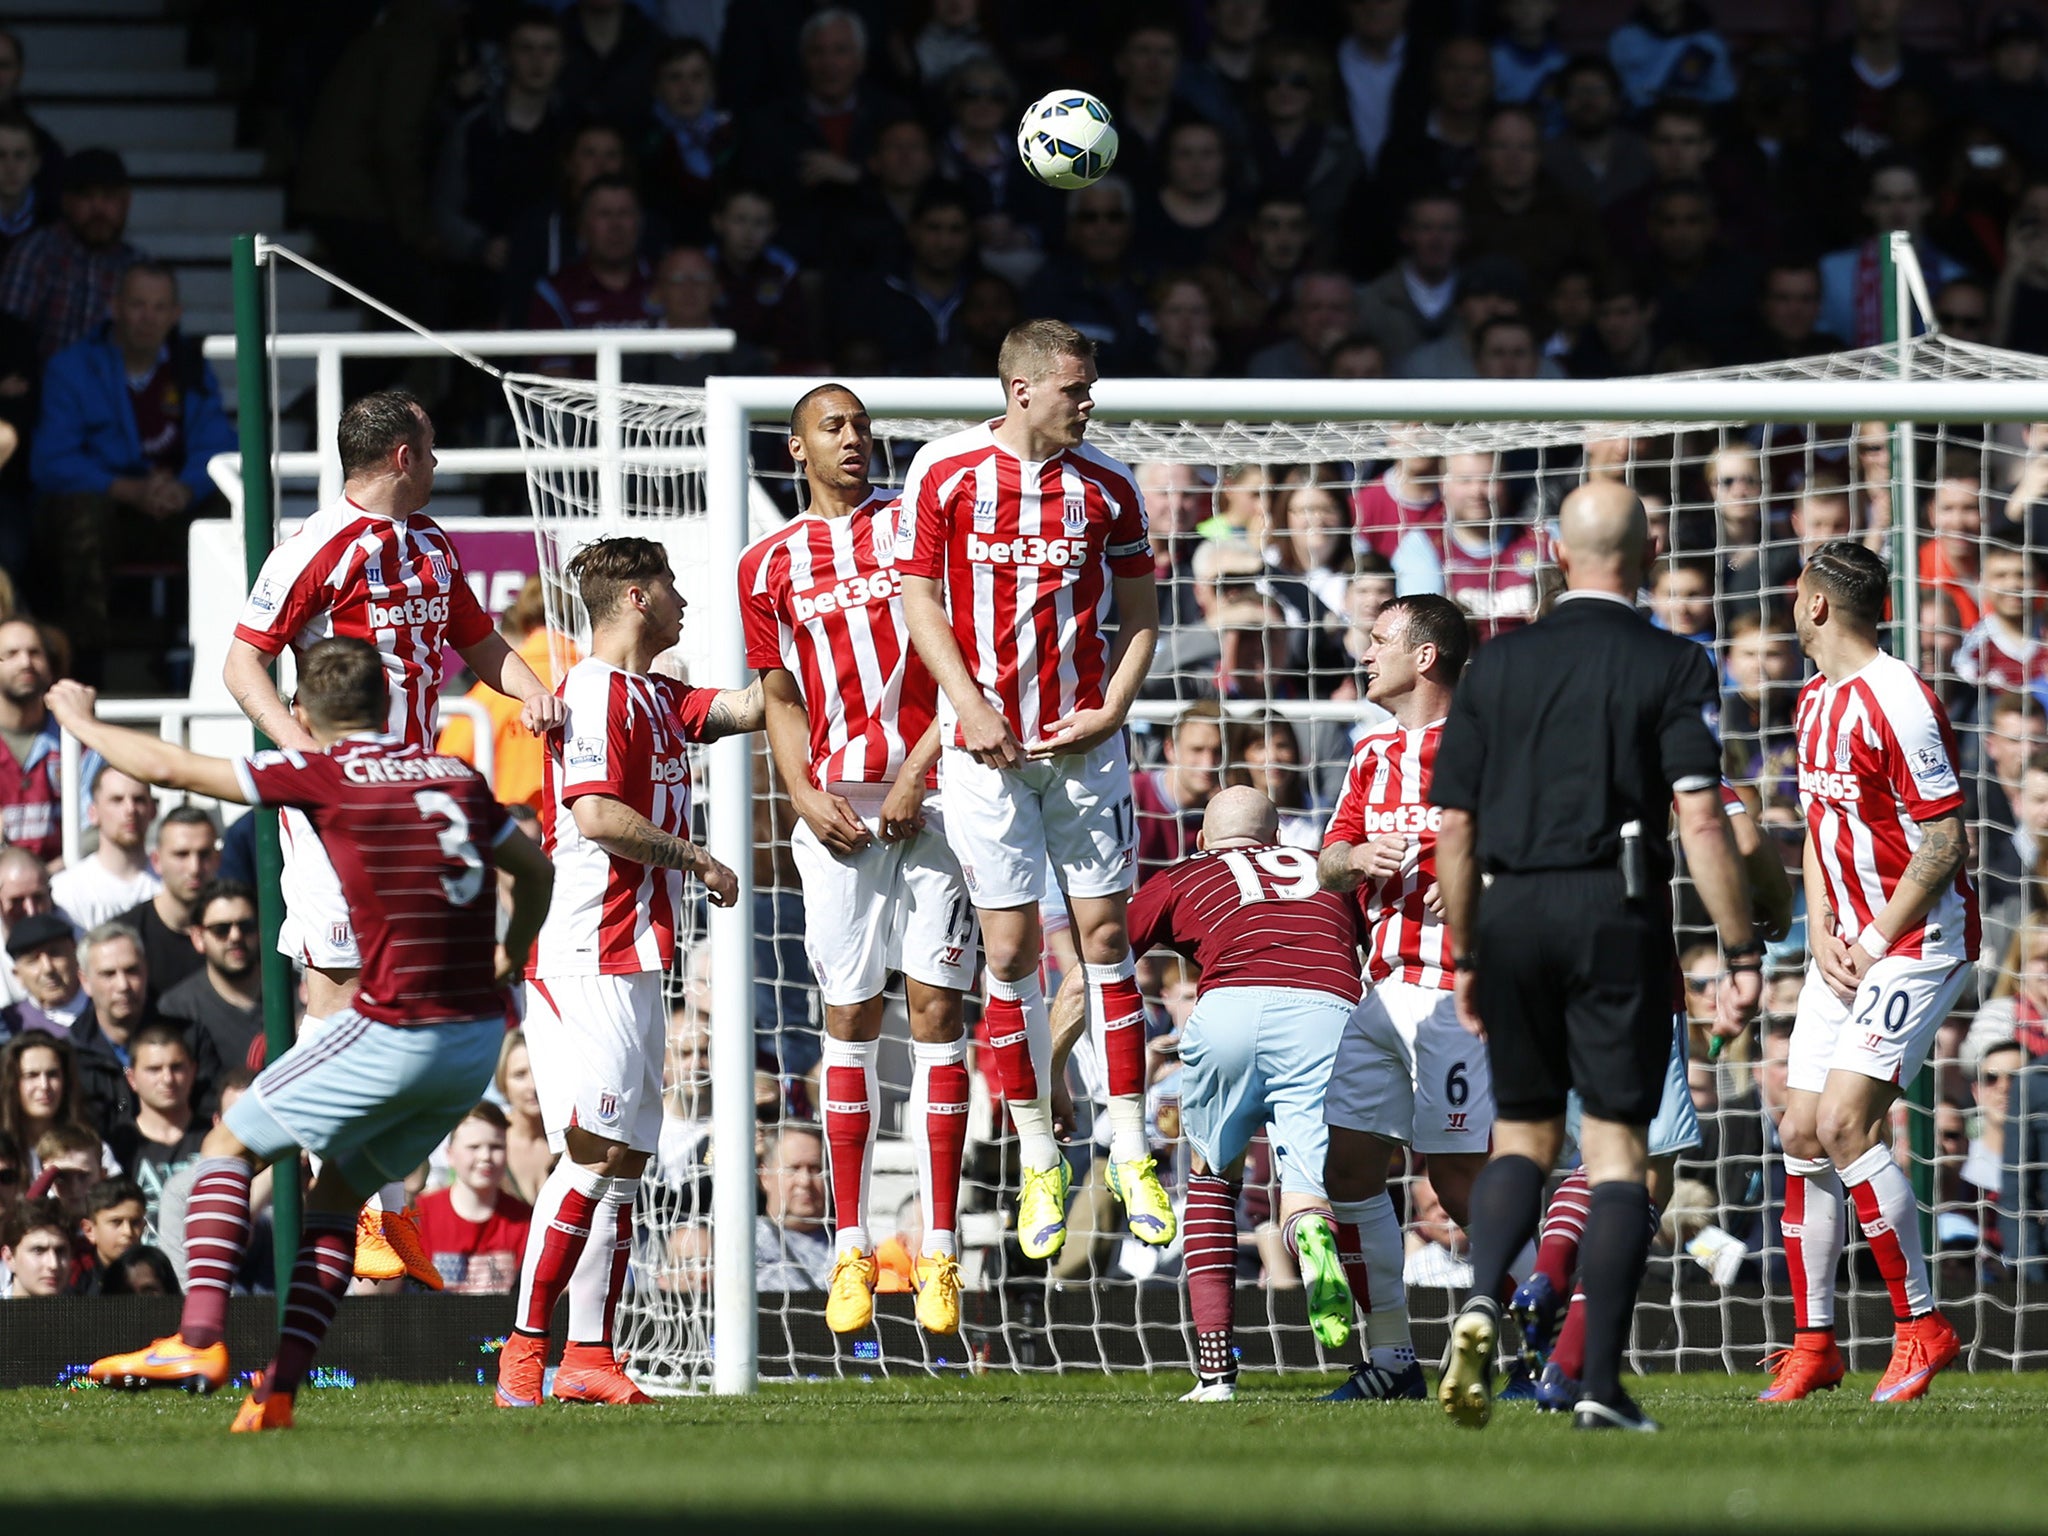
[415,789,485,905]
[1220,846,1319,905]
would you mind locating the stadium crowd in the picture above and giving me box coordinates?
[7,0,2048,1318]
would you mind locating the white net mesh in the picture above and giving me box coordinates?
[504,338,2048,1392]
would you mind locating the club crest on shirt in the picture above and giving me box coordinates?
[1834,735,1853,773]
[972,498,999,531]
[1062,495,1087,532]
[428,548,451,586]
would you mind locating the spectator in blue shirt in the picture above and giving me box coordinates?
[1608,0,1737,113]
[29,262,234,686]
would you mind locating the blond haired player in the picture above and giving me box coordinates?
[497,537,760,1408]
[738,384,977,1336]
[225,390,565,1284]
[897,319,1166,1259]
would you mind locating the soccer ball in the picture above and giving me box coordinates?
[1016,90,1119,191]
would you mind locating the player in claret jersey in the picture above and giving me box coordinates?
[1105,786,1364,1402]
[498,537,761,1409]
[66,638,553,1429]
[1767,541,1975,1404]
[738,385,977,1338]
[225,390,565,1283]
[897,319,1165,1260]
[1316,594,1487,1402]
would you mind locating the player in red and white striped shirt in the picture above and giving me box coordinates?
[225,392,566,1282]
[1770,540,1974,1404]
[738,384,976,1339]
[58,639,552,1428]
[1316,593,1486,1401]
[501,536,759,1410]
[897,319,1165,1260]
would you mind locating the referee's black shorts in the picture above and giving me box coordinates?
[1474,868,1675,1125]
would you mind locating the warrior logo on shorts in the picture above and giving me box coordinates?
[597,1091,619,1122]
[1445,1112,1469,1133]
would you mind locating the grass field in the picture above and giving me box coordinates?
[8,1372,2046,1534]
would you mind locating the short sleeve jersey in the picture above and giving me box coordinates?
[1324,718,1450,990]
[895,421,1151,749]
[1795,650,1979,962]
[234,501,495,748]
[532,658,717,976]
[1126,842,1364,1004]
[231,738,513,1025]
[736,491,936,788]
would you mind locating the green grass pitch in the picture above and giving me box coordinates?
[9,1372,2047,1534]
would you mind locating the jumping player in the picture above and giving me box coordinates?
[1316,593,1486,1403]
[737,384,977,1337]
[897,318,1166,1259]
[1082,785,1361,1401]
[497,537,760,1409]
[71,638,553,1429]
[225,390,565,1283]
[1766,540,1972,1403]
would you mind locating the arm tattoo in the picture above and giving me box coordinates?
[704,678,765,742]
[607,822,701,872]
[1901,817,1965,894]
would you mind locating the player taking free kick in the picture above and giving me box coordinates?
[72,637,553,1430]
[1767,540,1973,1404]
[738,384,978,1336]
[897,318,1166,1260]
[499,537,760,1408]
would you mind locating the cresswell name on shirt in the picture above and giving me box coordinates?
[790,567,900,623]
[339,753,480,787]
[1355,803,1441,837]
[1799,765,1862,802]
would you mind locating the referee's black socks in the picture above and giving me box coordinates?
[1463,1154,1548,1307]
[1578,1180,1654,1406]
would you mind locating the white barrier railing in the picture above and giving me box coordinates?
[59,698,496,866]
[199,328,735,508]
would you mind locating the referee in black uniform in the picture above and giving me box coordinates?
[1428,480,1763,1433]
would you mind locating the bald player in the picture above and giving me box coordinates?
[1054,785,1364,1401]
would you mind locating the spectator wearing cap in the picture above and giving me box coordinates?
[1397,254,1525,378]
[1979,8,2048,174]
[3,911,86,1040]
[0,146,138,362]
[31,262,234,684]
[0,845,62,1008]
[1459,104,1603,300]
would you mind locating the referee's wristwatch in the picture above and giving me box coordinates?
[1723,935,1765,973]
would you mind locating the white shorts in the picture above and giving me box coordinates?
[278,806,360,970]
[937,736,1135,908]
[523,970,666,1154]
[1324,977,1494,1155]
[789,785,978,1006]
[1787,951,1972,1097]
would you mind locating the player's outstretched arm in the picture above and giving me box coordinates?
[702,677,765,742]
[571,793,739,907]
[1028,570,1160,760]
[457,632,566,735]
[493,823,554,983]
[763,668,869,854]
[901,573,1020,767]
[223,637,318,754]
[1674,786,1763,1036]
[47,682,247,803]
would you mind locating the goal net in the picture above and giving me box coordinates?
[504,330,2048,1394]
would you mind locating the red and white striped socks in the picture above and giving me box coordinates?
[1332,1193,1412,1367]
[567,1176,636,1346]
[822,1037,879,1257]
[909,1039,969,1258]
[179,1156,254,1348]
[1085,959,1148,1164]
[514,1159,609,1336]
[1841,1143,1933,1321]
[986,972,1058,1171]
[1783,1153,1845,1333]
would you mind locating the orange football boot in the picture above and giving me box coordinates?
[1756,1333,1846,1402]
[229,1372,295,1432]
[354,1204,444,1290]
[88,1334,231,1393]
[1872,1311,1960,1403]
[495,1331,548,1408]
[550,1342,654,1405]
